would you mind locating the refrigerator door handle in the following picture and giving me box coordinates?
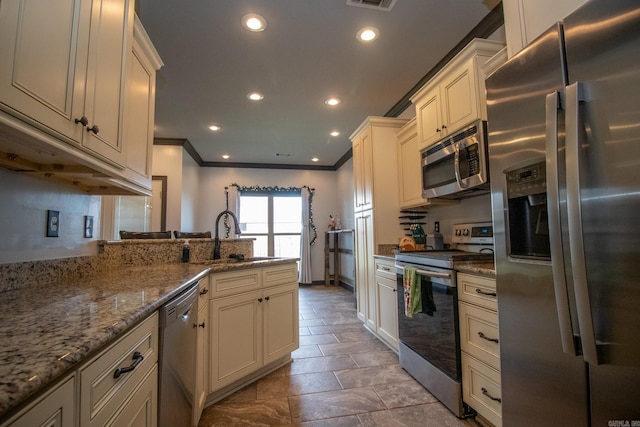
[565,82,599,365]
[545,91,577,356]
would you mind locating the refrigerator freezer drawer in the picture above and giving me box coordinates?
[459,301,500,370]
[462,353,502,427]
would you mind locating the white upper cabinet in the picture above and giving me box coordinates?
[410,39,504,151]
[0,0,134,166]
[0,0,160,195]
[396,118,424,209]
[502,0,589,58]
[121,16,163,191]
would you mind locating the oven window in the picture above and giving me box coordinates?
[396,274,461,380]
[423,154,456,190]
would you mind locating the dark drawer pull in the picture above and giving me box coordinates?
[199,288,209,296]
[481,387,502,403]
[475,288,497,297]
[478,332,499,344]
[113,351,144,379]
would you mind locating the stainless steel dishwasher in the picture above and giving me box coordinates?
[158,281,199,427]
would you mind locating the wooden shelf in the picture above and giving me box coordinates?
[324,230,354,286]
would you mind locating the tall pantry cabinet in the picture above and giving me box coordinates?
[351,117,407,331]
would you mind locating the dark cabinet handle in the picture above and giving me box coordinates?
[481,387,502,403]
[258,297,263,302]
[199,288,209,296]
[113,351,144,379]
[87,124,99,134]
[441,124,447,129]
[478,332,499,344]
[74,116,88,126]
[436,128,441,132]
[265,296,270,301]
[475,288,497,297]
[199,322,205,328]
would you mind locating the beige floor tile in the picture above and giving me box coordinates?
[289,387,386,422]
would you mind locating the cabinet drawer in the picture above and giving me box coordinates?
[374,258,396,281]
[3,375,75,427]
[458,273,497,310]
[79,312,158,427]
[462,353,502,427]
[459,302,500,370]
[263,263,298,288]
[210,269,262,298]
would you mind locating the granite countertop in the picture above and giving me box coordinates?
[455,261,496,277]
[0,258,296,421]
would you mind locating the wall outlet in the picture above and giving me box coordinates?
[84,215,93,238]
[434,221,440,233]
[47,210,59,237]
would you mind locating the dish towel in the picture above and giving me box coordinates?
[403,266,422,318]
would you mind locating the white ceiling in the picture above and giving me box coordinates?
[136,0,502,169]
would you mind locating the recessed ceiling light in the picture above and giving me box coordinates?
[247,92,264,101]
[330,130,341,137]
[324,97,341,106]
[357,26,379,42]
[222,154,230,159]
[208,125,221,132]
[311,157,319,162]
[242,13,266,32]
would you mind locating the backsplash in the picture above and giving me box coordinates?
[0,238,254,293]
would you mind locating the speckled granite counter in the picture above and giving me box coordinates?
[455,261,496,277]
[0,257,296,421]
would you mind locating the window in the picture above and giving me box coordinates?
[239,191,302,258]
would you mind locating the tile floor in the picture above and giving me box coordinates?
[198,285,484,427]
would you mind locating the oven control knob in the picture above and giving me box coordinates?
[463,229,470,236]
[455,229,461,236]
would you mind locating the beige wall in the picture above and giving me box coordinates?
[152,145,184,232]
[0,169,102,264]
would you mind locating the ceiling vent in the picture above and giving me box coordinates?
[346,0,397,12]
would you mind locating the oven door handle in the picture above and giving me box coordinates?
[395,265,451,280]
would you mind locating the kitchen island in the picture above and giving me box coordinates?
[0,256,297,424]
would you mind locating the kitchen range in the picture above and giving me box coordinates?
[395,222,494,418]
[486,0,640,424]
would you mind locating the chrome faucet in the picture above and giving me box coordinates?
[213,210,241,259]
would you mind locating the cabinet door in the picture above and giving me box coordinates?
[397,122,425,208]
[376,275,399,350]
[353,128,373,212]
[81,0,133,166]
[440,60,477,135]
[355,211,375,330]
[193,303,208,427]
[122,33,156,189]
[209,290,262,392]
[0,0,88,143]
[263,282,299,364]
[5,376,75,427]
[416,86,443,150]
[105,365,158,427]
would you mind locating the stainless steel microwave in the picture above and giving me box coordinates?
[421,120,490,199]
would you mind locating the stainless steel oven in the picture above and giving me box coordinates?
[395,224,494,418]
[421,120,490,200]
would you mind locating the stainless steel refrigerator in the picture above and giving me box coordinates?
[485,1,640,425]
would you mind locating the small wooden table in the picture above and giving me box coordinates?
[324,229,354,286]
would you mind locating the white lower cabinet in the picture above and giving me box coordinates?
[79,312,158,427]
[193,278,210,427]
[208,264,299,394]
[2,375,75,427]
[374,257,399,351]
[458,273,501,427]
[2,313,159,427]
